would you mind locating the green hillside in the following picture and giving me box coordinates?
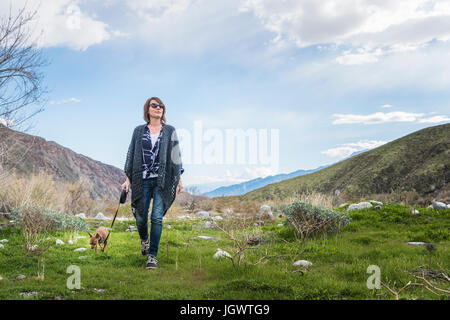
[240,123,450,202]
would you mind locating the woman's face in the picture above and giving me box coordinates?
[148,99,164,121]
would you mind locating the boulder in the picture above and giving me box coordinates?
[212,215,223,221]
[0,239,8,243]
[94,212,110,220]
[74,248,87,252]
[0,243,4,249]
[213,248,232,259]
[75,213,86,219]
[411,209,420,215]
[293,260,313,267]
[196,236,213,240]
[223,208,233,215]
[406,242,429,246]
[347,202,373,211]
[203,221,214,229]
[125,225,138,232]
[197,211,210,219]
[431,201,447,210]
[374,205,382,210]
[257,204,273,219]
[369,200,383,206]
[55,239,64,245]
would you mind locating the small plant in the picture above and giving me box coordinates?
[423,243,437,268]
[282,201,352,241]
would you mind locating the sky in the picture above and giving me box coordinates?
[1,0,449,188]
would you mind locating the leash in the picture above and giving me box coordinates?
[104,188,128,243]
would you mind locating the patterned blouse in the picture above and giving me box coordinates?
[142,124,184,179]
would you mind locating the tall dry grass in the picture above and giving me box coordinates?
[0,169,107,216]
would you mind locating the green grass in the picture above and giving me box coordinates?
[0,203,449,300]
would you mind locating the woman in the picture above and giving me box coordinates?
[122,97,184,269]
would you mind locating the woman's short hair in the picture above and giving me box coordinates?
[144,97,167,124]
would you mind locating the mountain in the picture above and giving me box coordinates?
[0,123,126,201]
[202,150,367,198]
[203,165,328,197]
[237,123,450,202]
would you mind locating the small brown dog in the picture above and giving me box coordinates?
[88,226,110,253]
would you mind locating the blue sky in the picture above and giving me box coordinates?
[1,0,449,188]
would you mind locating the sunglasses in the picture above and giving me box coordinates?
[150,103,165,109]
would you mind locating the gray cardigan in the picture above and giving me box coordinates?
[124,123,183,217]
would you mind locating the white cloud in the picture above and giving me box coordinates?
[49,97,81,105]
[322,139,388,158]
[381,104,393,108]
[0,118,15,127]
[418,115,450,123]
[240,0,450,64]
[0,0,123,51]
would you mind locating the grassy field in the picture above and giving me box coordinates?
[0,203,449,300]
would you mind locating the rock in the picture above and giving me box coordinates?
[28,245,39,251]
[196,211,210,219]
[427,205,433,209]
[223,208,233,215]
[369,200,383,206]
[20,291,39,297]
[293,260,313,267]
[213,248,232,259]
[75,213,86,219]
[74,248,87,252]
[93,288,105,293]
[196,236,213,240]
[431,201,447,210]
[0,244,4,249]
[406,242,429,246]
[16,274,26,280]
[116,217,130,221]
[0,239,8,243]
[94,212,110,220]
[125,225,138,232]
[68,240,73,245]
[204,221,214,229]
[0,275,3,280]
[374,205,382,210]
[167,224,172,229]
[411,209,420,215]
[55,239,64,245]
[212,215,223,221]
[277,224,283,227]
[447,204,450,209]
[347,202,373,211]
[257,205,274,219]
[338,203,348,208]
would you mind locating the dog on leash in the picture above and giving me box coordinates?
[88,226,110,253]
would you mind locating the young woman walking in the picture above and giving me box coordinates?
[122,97,184,269]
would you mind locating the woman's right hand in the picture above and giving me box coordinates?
[121,177,130,192]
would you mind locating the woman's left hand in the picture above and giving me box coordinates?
[176,178,183,194]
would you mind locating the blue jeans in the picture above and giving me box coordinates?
[135,177,165,258]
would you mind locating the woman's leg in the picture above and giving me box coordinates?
[135,179,152,241]
[148,179,165,258]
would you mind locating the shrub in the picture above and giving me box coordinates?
[11,204,89,232]
[282,201,352,241]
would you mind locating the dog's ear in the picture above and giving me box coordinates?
[95,233,100,238]
[88,232,93,238]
